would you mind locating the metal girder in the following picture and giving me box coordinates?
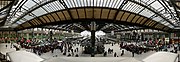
[0,0,14,12]
[137,0,156,14]
[102,24,123,32]
[111,28,146,33]
[42,25,83,33]
[79,21,91,30]
[169,0,180,27]
[31,0,53,24]
[43,26,68,31]
[12,0,56,24]
[100,24,110,30]
[0,28,14,31]
[73,23,86,31]
[0,0,15,26]
[93,21,106,31]
[159,0,178,21]
[8,0,27,22]
[1,0,15,26]
[129,0,175,27]
[57,23,85,32]
[114,25,124,30]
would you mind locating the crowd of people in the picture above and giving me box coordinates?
[15,37,80,57]
[1,36,179,58]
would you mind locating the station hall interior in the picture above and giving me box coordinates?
[1,0,180,62]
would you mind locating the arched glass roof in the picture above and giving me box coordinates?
[0,0,180,32]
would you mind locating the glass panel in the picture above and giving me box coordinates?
[122,1,130,10]
[169,25,174,28]
[94,0,98,6]
[99,0,103,7]
[32,7,47,16]
[0,14,6,19]
[24,15,34,20]
[170,19,176,23]
[8,0,177,28]
[24,0,36,8]
[150,1,162,9]
[114,0,121,8]
[11,24,18,28]
[139,9,154,18]
[64,0,72,8]
[104,0,110,7]
[33,0,43,3]
[16,21,22,24]
[51,1,65,10]
[70,0,76,7]
[90,0,94,6]
[161,21,167,24]
[164,22,169,26]
[152,16,162,22]
[79,0,85,6]
[20,19,26,23]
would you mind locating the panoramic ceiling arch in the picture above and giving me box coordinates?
[1,0,179,32]
[15,7,172,32]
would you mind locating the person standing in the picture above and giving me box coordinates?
[5,44,7,49]
[121,50,124,56]
[103,51,107,57]
[50,46,54,53]
[132,51,134,57]
[76,47,78,52]
[114,52,117,57]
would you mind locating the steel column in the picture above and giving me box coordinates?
[91,21,96,57]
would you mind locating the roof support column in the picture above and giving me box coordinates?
[41,28,43,40]
[91,21,96,57]
[32,28,34,39]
